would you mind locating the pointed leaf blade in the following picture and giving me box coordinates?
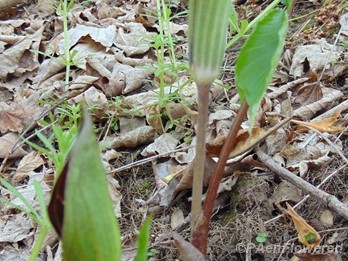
[134,216,152,261]
[62,107,121,260]
[236,9,288,129]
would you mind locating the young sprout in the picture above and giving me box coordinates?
[189,0,230,232]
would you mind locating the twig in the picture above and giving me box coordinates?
[256,146,348,219]
[311,99,348,122]
[107,146,193,175]
[265,164,346,225]
[305,126,348,166]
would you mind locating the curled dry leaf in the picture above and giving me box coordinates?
[289,39,342,79]
[174,156,216,193]
[0,133,27,159]
[294,82,323,106]
[71,87,108,120]
[291,111,343,133]
[106,126,156,149]
[293,87,343,120]
[141,133,179,157]
[286,202,321,248]
[115,22,152,56]
[0,27,43,81]
[64,24,117,50]
[151,159,181,207]
[268,181,302,210]
[173,233,205,261]
[11,151,44,185]
[107,175,122,218]
[206,118,290,158]
[171,208,185,230]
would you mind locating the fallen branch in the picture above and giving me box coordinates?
[256,146,348,219]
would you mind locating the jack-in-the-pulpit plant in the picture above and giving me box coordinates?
[188,0,231,232]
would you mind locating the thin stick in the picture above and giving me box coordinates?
[265,164,346,225]
[256,146,348,219]
[191,84,210,231]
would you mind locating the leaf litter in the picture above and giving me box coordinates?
[0,0,348,260]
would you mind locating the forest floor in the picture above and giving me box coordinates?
[0,0,348,260]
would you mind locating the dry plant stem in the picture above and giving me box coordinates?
[192,100,248,255]
[191,84,210,233]
[256,146,348,219]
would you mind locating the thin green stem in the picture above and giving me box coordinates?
[62,0,70,90]
[29,225,50,261]
[191,84,210,234]
[226,0,281,49]
[161,0,177,67]
[156,0,166,97]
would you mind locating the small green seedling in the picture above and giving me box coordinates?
[256,232,268,243]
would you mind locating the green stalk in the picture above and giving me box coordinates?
[62,0,70,90]
[189,0,230,237]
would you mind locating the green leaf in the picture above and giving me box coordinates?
[236,9,288,130]
[256,232,268,243]
[134,216,152,261]
[62,107,121,260]
[189,0,231,85]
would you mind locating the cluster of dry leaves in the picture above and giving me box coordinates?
[0,0,348,260]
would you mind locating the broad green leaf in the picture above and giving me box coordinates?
[236,9,288,130]
[134,216,152,261]
[189,0,231,85]
[62,108,121,260]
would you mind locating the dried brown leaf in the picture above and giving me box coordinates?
[0,102,24,133]
[173,233,205,261]
[295,252,342,261]
[291,111,343,133]
[0,213,34,243]
[171,208,185,230]
[141,133,179,157]
[106,126,156,149]
[11,151,44,185]
[294,82,323,106]
[0,133,27,159]
[207,118,290,158]
[174,156,216,193]
[286,202,321,248]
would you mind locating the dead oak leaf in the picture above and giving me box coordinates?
[0,102,25,133]
[291,111,343,133]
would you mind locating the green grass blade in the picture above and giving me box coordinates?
[134,216,152,261]
[0,178,41,223]
[235,9,288,129]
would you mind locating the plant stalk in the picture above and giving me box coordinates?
[191,84,210,233]
[192,100,248,254]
